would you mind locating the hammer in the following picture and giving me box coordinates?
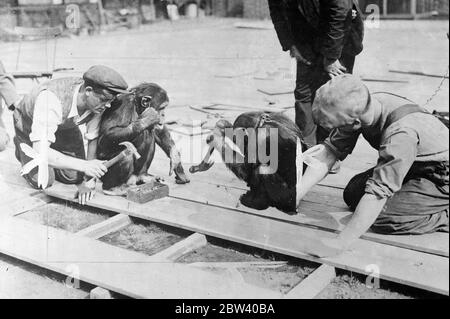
[190,133,216,174]
[85,142,140,183]
[104,141,141,169]
[76,141,141,201]
[189,134,244,174]
[189,145,215,174]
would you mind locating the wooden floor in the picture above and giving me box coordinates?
[0,126,449,297]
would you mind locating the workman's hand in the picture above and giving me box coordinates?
[290,45,312,66]
[324,59,347,77]
[82,160,107,179]
[76,178,97,205]
[138,107,160,129]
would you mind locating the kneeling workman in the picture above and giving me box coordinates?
[297,74,449,257]
[12,65,129,204]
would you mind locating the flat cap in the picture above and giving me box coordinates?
[83,65,129,94]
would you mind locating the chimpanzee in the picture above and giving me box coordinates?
[97,82,190,195]
[196,111,307,214]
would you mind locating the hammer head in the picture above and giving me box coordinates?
[189,160,215,174]
[119,141,141,160]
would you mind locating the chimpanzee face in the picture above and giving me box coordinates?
[133,83,169,127]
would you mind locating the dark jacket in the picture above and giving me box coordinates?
[268,0,364,62]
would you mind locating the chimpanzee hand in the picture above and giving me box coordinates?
[169,148,190,184]
[138,107,160,129]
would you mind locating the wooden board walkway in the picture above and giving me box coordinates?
[149,157,449,258]
[0,216,280,299]
[46,183,449,296]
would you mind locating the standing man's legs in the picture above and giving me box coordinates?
[294,61,317,146]
[295,55,356,146]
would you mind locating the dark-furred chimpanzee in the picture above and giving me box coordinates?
[97,83,190,195]
[198,111,307,214]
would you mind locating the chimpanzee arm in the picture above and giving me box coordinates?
[154,125,176,157]
[99,122,148,151]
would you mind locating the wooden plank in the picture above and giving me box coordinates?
[46,183,450,295]
[233,21,273,30]
[286,265,336,299]
[76,214,132,239]
[1,193,52,217]
[389,69,449,79]
[13,26,63,38]
[149,167,449,258]
[151,233,207,262]
[257,88,294,96]
[0,216,280,299]
[12,71,53,79]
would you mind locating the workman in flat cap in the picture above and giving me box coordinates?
[12,65,129,204]
[297,74,449,257]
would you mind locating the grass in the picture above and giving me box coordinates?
[18,200,113,233]
[100,218,191,256]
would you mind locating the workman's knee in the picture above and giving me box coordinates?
[344,169,375,210]
[23,167,56,190]
[371,210,449,235]
[54,168,83,185]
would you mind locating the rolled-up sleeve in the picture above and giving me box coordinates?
[29,90,62,144]
[365,128,419,199]
[323,128,360,161]
[0,61,20,108]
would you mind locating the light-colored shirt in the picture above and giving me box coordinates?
[0,62,20,108]
[324,94,449,199]
[29,84,101,143]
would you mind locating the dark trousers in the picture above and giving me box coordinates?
[344,168,449,235]
[295,55,355,146]
[13,112,85,189]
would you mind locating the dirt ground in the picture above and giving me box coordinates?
[0,17,448,299]
[18,200,113,233]
[100,219,192,255]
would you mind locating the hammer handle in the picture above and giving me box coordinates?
[189,146,214,174]
[104,152,126,169]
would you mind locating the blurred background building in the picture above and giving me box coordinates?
[0,0,448,41]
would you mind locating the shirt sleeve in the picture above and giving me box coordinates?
[0,62,20,108]
[85,113,101,141]
[29,90,62,144]
[365,128,419,199]
[323,128,361,161]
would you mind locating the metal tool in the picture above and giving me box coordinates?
[104,141,141,169]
